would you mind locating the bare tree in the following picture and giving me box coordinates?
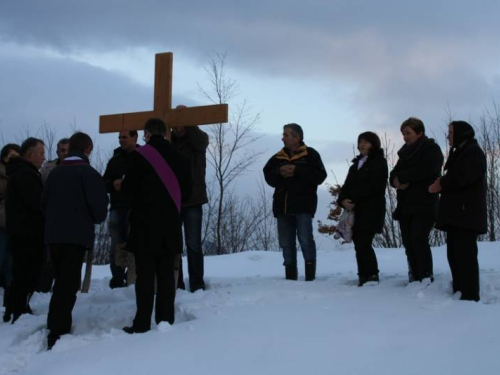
[248,177,279,251]
[89,146,113,264]
[39,122,57,160]
[374,134,402,248]
[476,103,500,241]
[198,52,263,254]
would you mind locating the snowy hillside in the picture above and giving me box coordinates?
[1,243,500,375]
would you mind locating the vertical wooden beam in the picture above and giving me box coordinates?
[154,52,173,114]
[154,52,173,139]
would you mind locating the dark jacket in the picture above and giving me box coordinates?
[338,149,388,233]
[263,145,327,217]
[0,163,8,228]
[122,135,191,256]
[172,126,209,207]
[5,158,44,237]
[390,137,444,219]
[42,154,109,248]
[103,147,134,210]
[436,139,487,234]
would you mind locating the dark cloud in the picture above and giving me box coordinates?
[2,1,499,76]
[2,1,500,154]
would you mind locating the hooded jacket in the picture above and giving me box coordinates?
[436,122,487,233]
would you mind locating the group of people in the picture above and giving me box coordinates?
[0,114,209,349]
[0,114,487,350]
[270,118,485,303]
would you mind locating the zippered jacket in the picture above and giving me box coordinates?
[263,145,327,217]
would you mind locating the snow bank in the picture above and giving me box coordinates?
[1,243,499,375]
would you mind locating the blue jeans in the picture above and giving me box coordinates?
[108,209,129,286]
[277,214,317,266]
[178,205,205,291]
[0,228,12,288]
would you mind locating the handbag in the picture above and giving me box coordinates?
[334,209,355,243]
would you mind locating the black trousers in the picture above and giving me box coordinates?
[35,246,54,293]
[9,235,44,317]
[133,251,176,331]
[446,227,480,301]
[352,230,379,278]
[399,215,435,281]
[47,244,86,339]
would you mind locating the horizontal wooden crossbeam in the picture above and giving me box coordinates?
[99,104,228,133]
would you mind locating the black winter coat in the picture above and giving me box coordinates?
[5,158,44,237]
[172,126,209,207]
[338,149,388,233]
[263,145,327,217]
[122,135,191,255]
[103,147,134,210]
[42,154,109,248]
[436,139,487,234]
[390,137,444,219]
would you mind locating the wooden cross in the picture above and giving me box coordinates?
[99,52,228,134]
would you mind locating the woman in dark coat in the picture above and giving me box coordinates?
[390,118,444,283]
[338,132,388,286]
[429,121,486,302]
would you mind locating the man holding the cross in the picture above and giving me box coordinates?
[122,118,191,333]
[172,105,209,293]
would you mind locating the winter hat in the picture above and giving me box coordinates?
[450,121,475,146]
[358,131,381,151]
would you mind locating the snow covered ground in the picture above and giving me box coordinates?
[1,242,500,375]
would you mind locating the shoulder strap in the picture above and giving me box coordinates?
[136,144,181,213]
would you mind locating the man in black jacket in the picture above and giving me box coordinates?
[122,118,191,333]
[5,137,46,323]
[42,132,108,349]
[430,121,487,302]
[263,123,327,281]
[172,105,209,292]
[103,131,138,288]
[37,137,70,294]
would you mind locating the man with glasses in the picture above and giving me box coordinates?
[103,131,138,288]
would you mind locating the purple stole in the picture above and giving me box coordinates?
[136,144,181,214]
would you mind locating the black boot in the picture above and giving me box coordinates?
[359,274,379,287]
[285,265,298,280]
[123,325,150,334]
[358,276,366,287]
[3,287,12,322]
[305,261,316,281]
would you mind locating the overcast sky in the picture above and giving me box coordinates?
[1,1,500,232]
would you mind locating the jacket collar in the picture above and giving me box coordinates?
[352,148,384,164]
[276,144,308,162]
